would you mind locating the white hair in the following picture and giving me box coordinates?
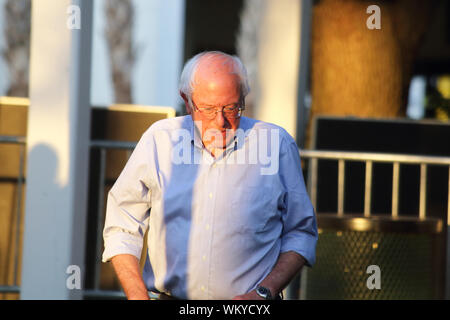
[179,51,250,104]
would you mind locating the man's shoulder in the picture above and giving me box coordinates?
[241,117,295,143]
[144,115,192,135]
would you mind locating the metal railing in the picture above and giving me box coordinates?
[0,135,26,295]
[3,137,450,298]
[0,135,135,299]
[69,147,450,299]
[300,149,450,299]
[83,140,136,299]
[301,149,450,221]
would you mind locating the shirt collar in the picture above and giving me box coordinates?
[190,116,204,149]
[189,116,248,151]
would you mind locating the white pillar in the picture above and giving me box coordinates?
[255,0,303,139]
[133,0,186,111]
[21,0,92,299]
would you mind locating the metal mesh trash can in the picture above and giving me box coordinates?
[305,214,445,299]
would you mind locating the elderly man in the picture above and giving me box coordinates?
[102,51,317,300]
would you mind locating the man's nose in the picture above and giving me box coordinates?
[214,109,226,127]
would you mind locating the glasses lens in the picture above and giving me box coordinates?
[202,109,216,117]
[223,107,239,118]
[196,103,242,119]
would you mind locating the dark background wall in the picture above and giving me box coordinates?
[183,0,243,61]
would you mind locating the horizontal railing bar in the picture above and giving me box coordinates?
[0,137,137,149]
[0,136,26,144]
[90,140,136,150]
[0,286,20,293]
[83,289,126,299]
[300,149,450,166]
[0,287,128,298]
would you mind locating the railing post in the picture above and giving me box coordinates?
[392,162,400,218]
[364,160,373,217]
[337,159,345,217]
[13,144,25,287]
[94,148,107,290]
[309,157,318,211]
[419,163,427,220]
[0,136,26,295]
[446,165,450,299]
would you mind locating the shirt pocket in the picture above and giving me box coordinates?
[229,185,278,233]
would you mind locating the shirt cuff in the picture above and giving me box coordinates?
[102,231,144,263]
[280,231,318,267]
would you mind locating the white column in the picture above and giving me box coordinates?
[21,0,92,299]
[133,0,186,111]
[255,0,303,139]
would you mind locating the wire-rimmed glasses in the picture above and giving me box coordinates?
[191,99,245,120]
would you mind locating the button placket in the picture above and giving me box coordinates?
[201,160,220,299]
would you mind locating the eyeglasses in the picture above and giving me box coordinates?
[191,99,245,120]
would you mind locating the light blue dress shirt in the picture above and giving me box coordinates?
[102,115,318,299]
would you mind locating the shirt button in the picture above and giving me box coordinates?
[208,193,213,199]
[202,255,206,261]
[201,286,206,292]
[205,224,210,230]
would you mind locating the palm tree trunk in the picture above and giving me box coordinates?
[307,0,435,147]
[236,0,267,119]
[104,0,135,104]
[2,0,31,97]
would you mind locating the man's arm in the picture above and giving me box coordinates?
[232,251,306,300]
[111,254,150,300]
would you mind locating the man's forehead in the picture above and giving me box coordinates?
[194,64,239,90]
[192,74,240,99]
[195,55,236,77]
[197,54,234,69]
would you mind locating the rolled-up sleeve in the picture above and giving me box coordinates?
[102,131,153,263]
[279,139,318,267]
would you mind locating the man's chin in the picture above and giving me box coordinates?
[202,128,236,150]
[209,141,229,150]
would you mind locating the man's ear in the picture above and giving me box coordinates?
[180,91,192,114]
